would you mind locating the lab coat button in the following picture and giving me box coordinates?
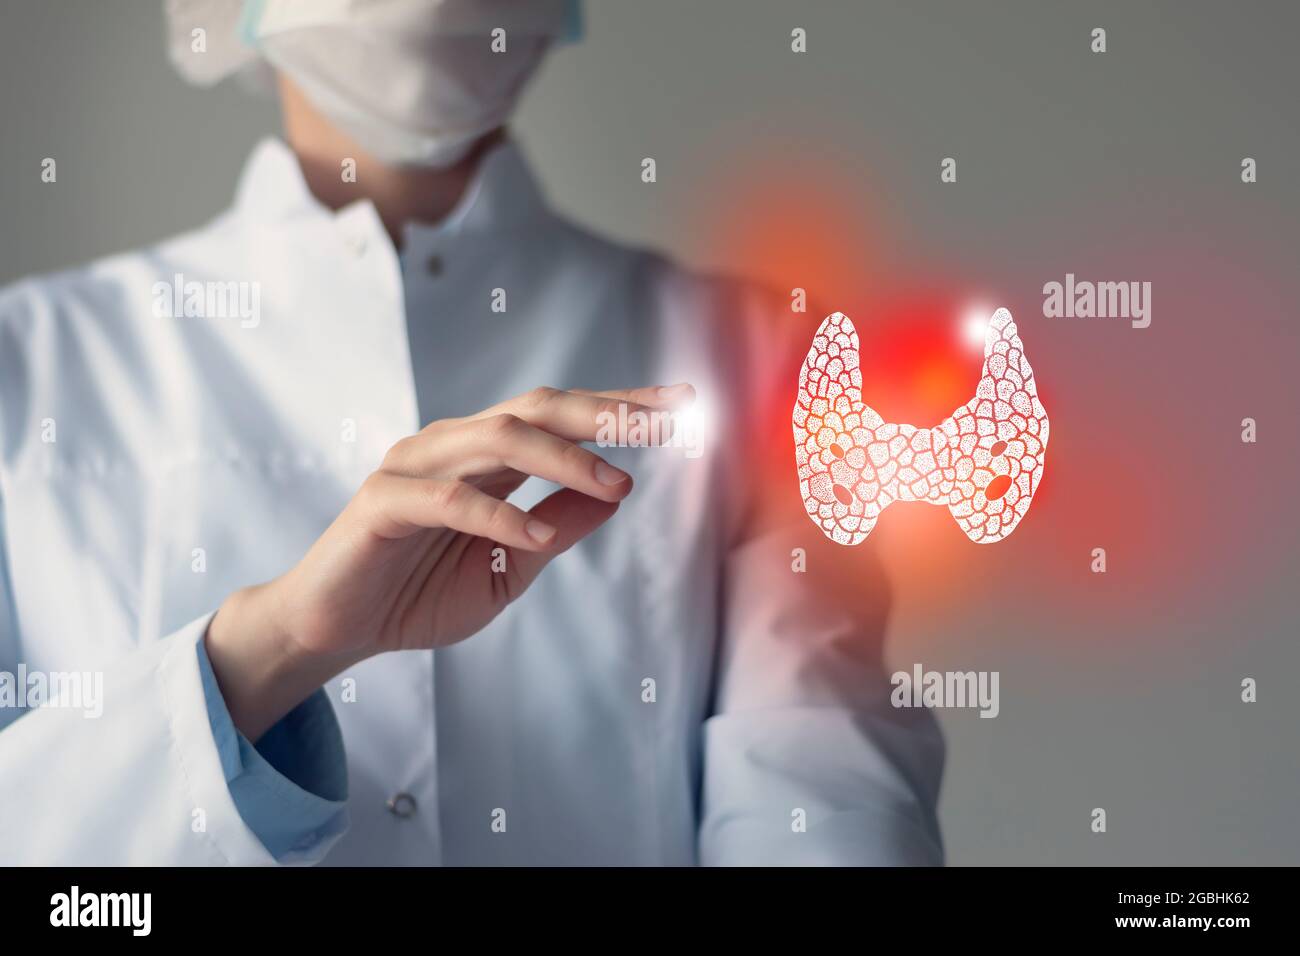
[346,235,368,257]
[386,792,418,818]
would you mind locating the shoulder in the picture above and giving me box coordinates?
[0,211,242,342]
[548,214,804,357]
[547,218,818,521]
[0,213,242,459]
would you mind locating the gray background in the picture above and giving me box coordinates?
[2,0,1297,864]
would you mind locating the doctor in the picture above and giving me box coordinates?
[0,0,943,865]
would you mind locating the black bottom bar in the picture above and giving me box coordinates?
[0,865,1279,941]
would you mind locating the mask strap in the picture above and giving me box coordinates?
[236,0,268,50]
[560,0,584,44]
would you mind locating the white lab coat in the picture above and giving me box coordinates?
[0,138,943,865]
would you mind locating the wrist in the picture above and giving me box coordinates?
[205,583,361,742]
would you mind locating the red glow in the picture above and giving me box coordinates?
[848,291,984,425]
[669,139,1297,654]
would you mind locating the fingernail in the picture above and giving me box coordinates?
[595,461,630,486]
[526,520,557,543]
[657,383,695,403]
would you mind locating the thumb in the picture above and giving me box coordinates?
[505,488,620,594]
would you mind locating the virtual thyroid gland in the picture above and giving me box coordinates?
[793,308,1049,545]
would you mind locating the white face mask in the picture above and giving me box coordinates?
[167,0,577,168]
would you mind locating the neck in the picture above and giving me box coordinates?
[278,75,500,247]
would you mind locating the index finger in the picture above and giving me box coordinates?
[470,387,659,444]
[572,383,696,410]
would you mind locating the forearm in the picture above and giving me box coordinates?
[703,520,944,865]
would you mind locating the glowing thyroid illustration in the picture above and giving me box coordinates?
[793,308,1049,545]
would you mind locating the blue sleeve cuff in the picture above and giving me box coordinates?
[196,636,349,862]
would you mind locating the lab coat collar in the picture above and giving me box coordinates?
[232,137,319,224]
[232,136,553,236]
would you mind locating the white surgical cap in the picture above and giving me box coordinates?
[165,0,583,88]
